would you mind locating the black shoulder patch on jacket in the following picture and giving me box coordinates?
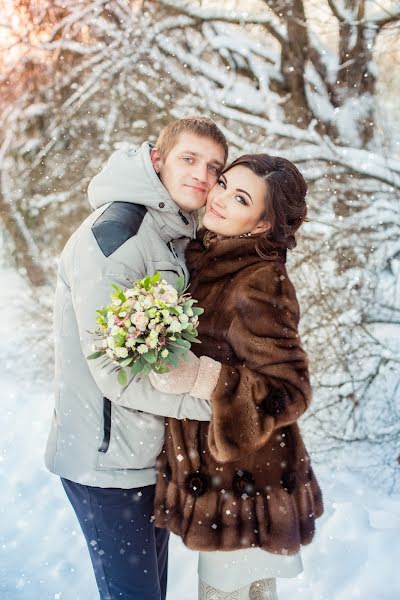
[92,202,147,257]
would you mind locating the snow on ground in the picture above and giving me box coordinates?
[1,258,399,599]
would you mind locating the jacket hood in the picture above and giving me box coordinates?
[87,142,197,240]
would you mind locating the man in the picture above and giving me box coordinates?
[45,116,228,600]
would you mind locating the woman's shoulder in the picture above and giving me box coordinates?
[236,259,293,296]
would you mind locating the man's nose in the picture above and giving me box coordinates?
[192,163,208,184]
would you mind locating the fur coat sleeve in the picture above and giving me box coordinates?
[207,262,311,463]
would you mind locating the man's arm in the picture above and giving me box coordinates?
[69,236,211,421]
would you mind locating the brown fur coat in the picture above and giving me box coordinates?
[154,229,323,554]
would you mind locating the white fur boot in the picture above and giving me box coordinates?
[249,578,278,600]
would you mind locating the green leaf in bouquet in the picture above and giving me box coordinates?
[135,337,145,343]
[185,326,198,337]
[143,350,157,364]
[87,351,106,360]
[192,307,204,316]
[181,332,201,343]
[167,343,186,355]
[168,352,180,368]
[117,368,128,386]
[183,299,194,309]
[174,337,191,349]
[175,274,185,294]
[142,275,151,290]
[120,356,134,367]
[131,359,144,377]
[153,363,170,374]
[95,308,107,326]
[151,272,161,284]
[142,363,152,377]
[112,284,127,303]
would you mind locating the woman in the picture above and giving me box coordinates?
[150,154,323,600]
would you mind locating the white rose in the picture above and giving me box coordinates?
[115,347,128,358]
[161,349,169,358]
[132,312,149,332]
[137,344,149,354]
[111,325,123,336]
[107,336,116,349]
[146,337,157,349]
[168,319,182,333]
[141,297,153,309]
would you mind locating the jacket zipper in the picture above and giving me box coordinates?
[178,210,189,225]
[98,397,112,453]
[167,241,179,261]
[167,242,186,284]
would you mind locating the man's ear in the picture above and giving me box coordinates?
[150,148,161,173]
[251,220,271,235]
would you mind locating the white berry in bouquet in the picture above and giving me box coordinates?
[87,273,203,386]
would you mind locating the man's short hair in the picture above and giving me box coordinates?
[155,116,228,163]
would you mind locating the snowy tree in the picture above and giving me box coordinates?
[0,0,399,488]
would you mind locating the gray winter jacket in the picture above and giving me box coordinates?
[45,142,211,488]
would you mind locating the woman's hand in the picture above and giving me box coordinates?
[149,351,221,400]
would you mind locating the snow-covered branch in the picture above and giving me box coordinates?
[156,0,288,45]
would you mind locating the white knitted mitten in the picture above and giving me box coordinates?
[149,352,221,399]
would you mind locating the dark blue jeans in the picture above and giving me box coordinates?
[61,478,169,600]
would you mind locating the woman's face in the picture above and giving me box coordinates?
[202,165,270,238]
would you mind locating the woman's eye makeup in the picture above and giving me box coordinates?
[217,179,248,205]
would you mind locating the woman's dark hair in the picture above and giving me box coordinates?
[224,154,308,250]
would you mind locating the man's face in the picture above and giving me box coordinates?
[151,132,226,212]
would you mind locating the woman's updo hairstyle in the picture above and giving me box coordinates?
[224,154,307,250]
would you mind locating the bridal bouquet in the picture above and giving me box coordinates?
[87,273,203,385]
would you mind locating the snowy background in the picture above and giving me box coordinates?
[1,0,400,598]
[0,245,400,600]
[1,251,399,600]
